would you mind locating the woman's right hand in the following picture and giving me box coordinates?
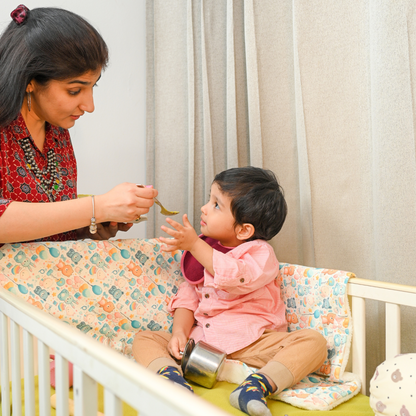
[0,183,157,244]
[94,183,158,223]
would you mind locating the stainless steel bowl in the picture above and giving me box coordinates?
[181,339,227,388]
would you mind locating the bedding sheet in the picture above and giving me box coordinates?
[5,377,373,415]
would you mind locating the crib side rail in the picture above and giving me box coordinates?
[347,277,416,395]
[0,288,230,416]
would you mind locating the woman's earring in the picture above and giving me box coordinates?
[27,91,31,112]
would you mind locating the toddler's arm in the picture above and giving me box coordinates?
[160,214,215,275]
[206,241,280,295]
[168,308,195,360]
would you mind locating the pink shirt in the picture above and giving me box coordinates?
[169,239,287,354]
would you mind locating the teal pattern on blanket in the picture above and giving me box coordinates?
[0,238,185,357]
[278,264,354,382]
[1,241,361,411]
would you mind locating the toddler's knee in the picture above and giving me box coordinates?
[303,329,327,350]
[301,329,328,369]
[132,330,170,364]
[133,330,149,347]
[134,329,165,342]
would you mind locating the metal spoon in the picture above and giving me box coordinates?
[133,216,147,223]
[136,184,179,216]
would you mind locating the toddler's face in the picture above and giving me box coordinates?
[200,183,240,247]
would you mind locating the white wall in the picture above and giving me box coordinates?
[0,0,147,239]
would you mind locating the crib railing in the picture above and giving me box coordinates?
[0,288,229,416]
[2,278,416,414]
[348,277,416,395]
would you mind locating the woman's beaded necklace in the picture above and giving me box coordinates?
[20,137,63,200]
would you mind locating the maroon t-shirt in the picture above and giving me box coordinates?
[181,235,233,284]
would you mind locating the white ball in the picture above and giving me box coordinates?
[369,353,416,415]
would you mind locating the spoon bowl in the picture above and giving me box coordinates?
[136,184,179,216]
[154,197,179,216]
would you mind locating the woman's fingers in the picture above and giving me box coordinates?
[91,222,133,240]
[128,184,158,217]
[135,184,158,200]
[98,183,159,223]
[93,224,114,240]
[117,223,133,232]
[107,222,119,235]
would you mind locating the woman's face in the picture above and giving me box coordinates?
[27,68,102,129]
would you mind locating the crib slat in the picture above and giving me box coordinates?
[385,302,401,359]
[74,365,98,415]
[352,296,366,395]
[104,388,123,416]
[0,312,11,416]
[23,329,35,416]
[0,288,245,416]
[10,319,22,416]
[55,353,69,416]
[38,340,51,416]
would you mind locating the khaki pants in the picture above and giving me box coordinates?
[132,329,327,393]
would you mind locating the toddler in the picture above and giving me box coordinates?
[132,166,327,416]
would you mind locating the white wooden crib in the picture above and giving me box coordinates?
[1,275,416,415]
[0,285,227,416]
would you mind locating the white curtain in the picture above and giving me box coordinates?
[146,0,416,390]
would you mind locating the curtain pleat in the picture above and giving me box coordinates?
[146,0,416,389]
[187,0,196,225]
[367,0,416,384]
[145,0,156,236]
[292,1,316,267]
[200,3,215,203]
[243,0,263,167]
[226,0,238,168]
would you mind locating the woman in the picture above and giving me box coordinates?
[0,5,156,245]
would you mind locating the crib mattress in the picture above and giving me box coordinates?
[6,378,373,415]
[193,381,372,415]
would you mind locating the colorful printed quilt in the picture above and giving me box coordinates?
[0,239,360,410]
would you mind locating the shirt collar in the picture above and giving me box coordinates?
[9,113,31,141]
[9,112,63,145]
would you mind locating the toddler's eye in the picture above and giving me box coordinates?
[214,202,219,209]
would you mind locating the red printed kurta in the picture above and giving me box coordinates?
[0,113,78,243]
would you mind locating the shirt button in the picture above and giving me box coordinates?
[205,294,210,298]
[240,278,245,283]
[206,323,210,328]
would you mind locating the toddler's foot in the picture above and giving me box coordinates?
[229,373,274,416]
[157,366,194,393]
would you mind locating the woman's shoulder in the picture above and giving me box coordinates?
[1,113,28,136]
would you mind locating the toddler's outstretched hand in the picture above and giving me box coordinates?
[160,214,199,252]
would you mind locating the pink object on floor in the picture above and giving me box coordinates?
[50,354,74,388]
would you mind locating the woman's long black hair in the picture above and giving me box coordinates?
[0,7,108,127]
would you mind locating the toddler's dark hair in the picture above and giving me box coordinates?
[213,166,287,241]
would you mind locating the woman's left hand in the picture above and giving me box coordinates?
[76,221,133,240]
